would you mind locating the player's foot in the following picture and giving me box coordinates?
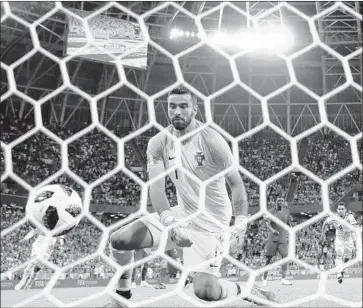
[261,279,267,287]
[140,280,152,288]
[101,290,132,307]
[131,282,136,289]
[281,278,292,285]
[14,281,25,291]
[337,272,343,284]
[241,285,277,306]
[154,283,166,289]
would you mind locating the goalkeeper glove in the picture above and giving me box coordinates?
[229,215,248,257]
[160,210,193,248]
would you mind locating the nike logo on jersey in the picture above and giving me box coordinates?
[169,157,175,160]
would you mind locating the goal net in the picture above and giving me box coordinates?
[1,1,362,307]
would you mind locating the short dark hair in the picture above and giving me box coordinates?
[168,86,197,105]
[337,201,347,209]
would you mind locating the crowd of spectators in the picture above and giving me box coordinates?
[239,128,292,180]
[302,132,352,180]
[238,215,362,270]
[2,116,360,210]
[1,114,362,279]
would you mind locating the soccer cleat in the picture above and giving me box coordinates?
[154,283,166,289]
[14,281,25,291]
[261,279,267,287]
[281,278,292,285]
[140,281,152,288]
[242,285,277,306]
[131,282,136,289]
[337,272,343,284]
[101,290,132,307]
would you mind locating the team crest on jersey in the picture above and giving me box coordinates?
[195,152,205,168]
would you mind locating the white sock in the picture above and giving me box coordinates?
[219,279,245,300]
[335,257,343,273]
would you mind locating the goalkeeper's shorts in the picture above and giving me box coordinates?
[140,206,224,277]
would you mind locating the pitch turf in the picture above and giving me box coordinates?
[1,278,361,307]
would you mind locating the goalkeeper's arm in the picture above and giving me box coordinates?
[147,138,174,224]
[226,171,249,258]
[226,171,248,220]
[147,137,192,247]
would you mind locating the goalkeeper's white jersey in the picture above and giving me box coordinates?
[326,214,357,241]
[147,119,235,233]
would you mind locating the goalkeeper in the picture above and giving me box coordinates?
[105,86,275,306]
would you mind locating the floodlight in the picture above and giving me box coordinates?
[258,25,294,52]
[170,28,179,38]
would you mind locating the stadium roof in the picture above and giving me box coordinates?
[1,1,361,135]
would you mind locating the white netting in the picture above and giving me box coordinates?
[1,1,362,307]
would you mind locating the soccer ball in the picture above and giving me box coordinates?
[26,184,83,236]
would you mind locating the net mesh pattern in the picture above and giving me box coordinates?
[1,1,362,307]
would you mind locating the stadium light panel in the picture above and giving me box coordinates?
[258,25,294,52]
[170,28,178,38]
[169,26,293,52]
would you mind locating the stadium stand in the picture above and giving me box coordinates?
[1,115,361,277]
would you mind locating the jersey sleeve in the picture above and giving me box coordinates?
[207,131,235,174]
[325,217,333,225]
[146,135,164,174]
[348,214,357,225]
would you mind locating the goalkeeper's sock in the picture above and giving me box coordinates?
[219,279,243,300]
[110,247,134,293]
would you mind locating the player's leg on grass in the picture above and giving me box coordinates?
[155,267,167,289]
[140,263,152,288]
[155,258,168,289]
[15,262,41,291]
[192,272,275,304]
[334,240,345,283]
[339,241,353,283]
[166,248,180,277]
[131,266,137,289]
[109,220,154,300]
[278,243,292,285]
[187,233,276,303]
[262,241,277,286]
